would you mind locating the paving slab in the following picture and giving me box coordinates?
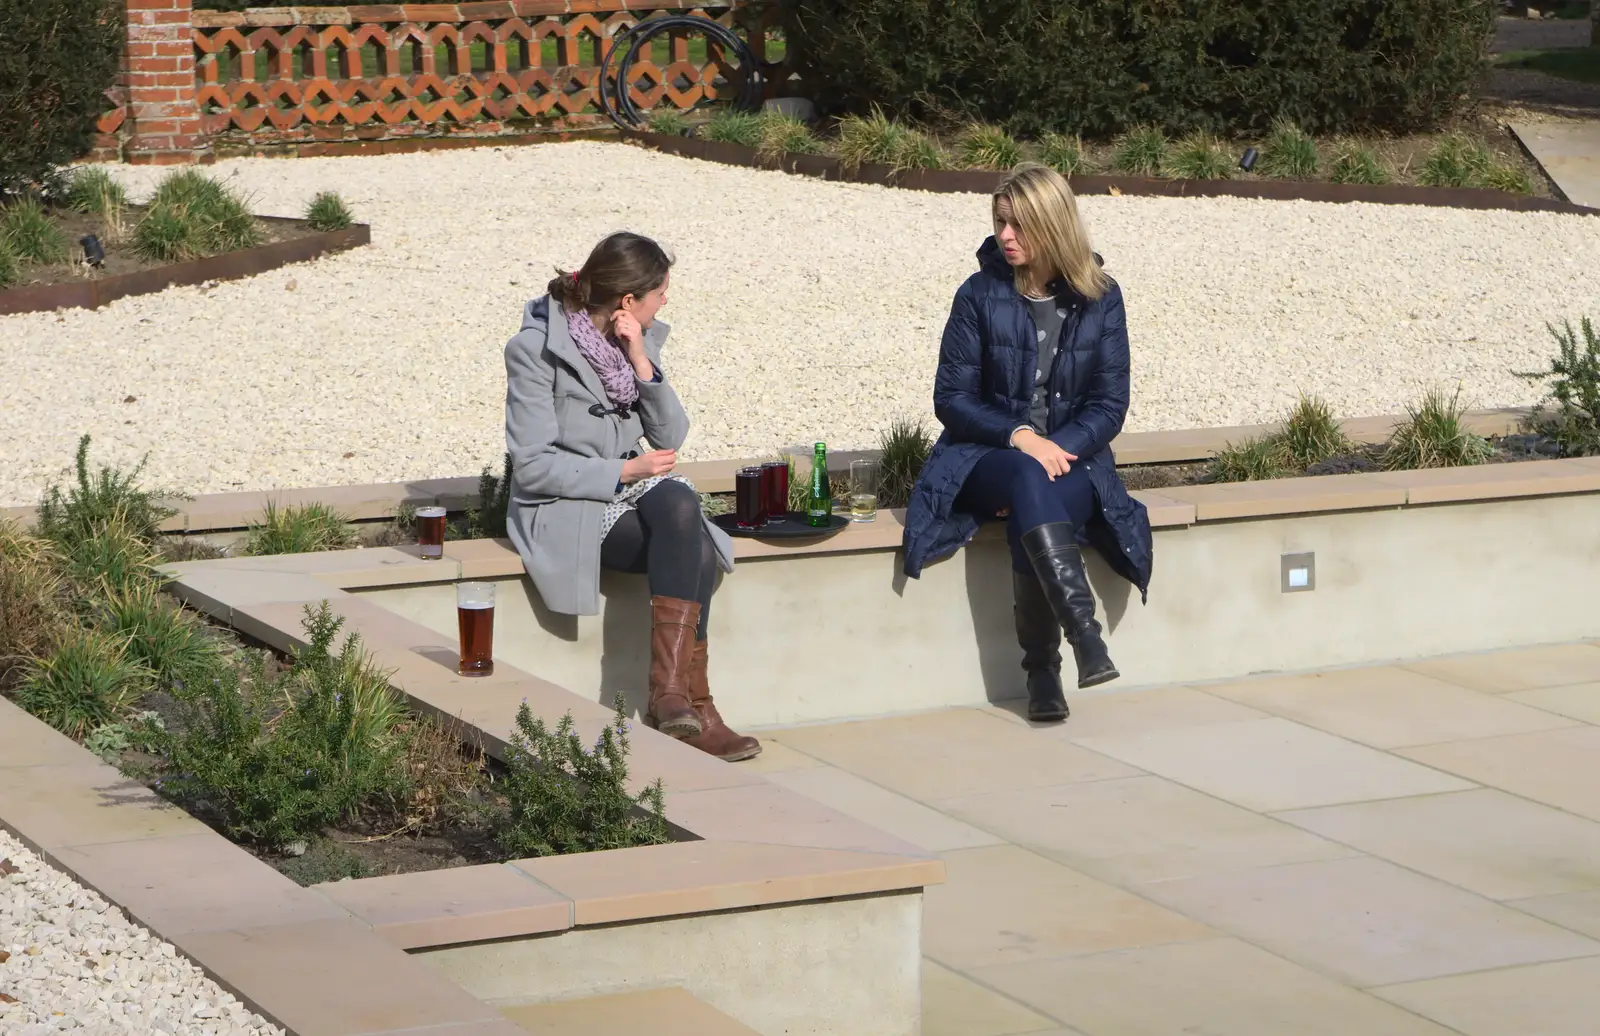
[1510,121,1600,207]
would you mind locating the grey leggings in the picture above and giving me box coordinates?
[599,480,718,640]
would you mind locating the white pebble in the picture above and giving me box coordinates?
[0,832,284,1035]
[2,141,1597,507]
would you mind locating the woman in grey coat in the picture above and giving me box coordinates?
[504,232,759,762]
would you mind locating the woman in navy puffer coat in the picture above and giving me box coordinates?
[902,163,1153,722]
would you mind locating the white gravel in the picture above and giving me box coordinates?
[0,831,283,1036]
[3,140,1599,507]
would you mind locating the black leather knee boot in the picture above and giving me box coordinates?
[1021,522,1120,689]
[1013,569,1070,722]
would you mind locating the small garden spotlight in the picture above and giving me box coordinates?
[1239,147,1259,173]
[80,234,105,267]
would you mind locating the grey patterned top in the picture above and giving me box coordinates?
[1024,292,1068,433]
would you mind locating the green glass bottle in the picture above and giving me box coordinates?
[806,442,832,527]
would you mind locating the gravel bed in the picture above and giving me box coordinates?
[3,141,1598,507]
[0,831,283,1036]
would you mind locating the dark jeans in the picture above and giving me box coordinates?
[955,448,1096,573]
[600,479,718,640]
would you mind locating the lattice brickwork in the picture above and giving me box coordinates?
[164,1,784,149]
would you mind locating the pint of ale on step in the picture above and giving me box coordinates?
[456,582,495,677]
[416,506,447,560]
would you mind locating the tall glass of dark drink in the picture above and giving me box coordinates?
[760,460,788,524]
[416,506,446,560]
[456,582,495,677]
[735,466,766,529]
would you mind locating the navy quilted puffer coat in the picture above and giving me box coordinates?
[901,237,1154,599]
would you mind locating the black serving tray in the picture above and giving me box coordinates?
[712,512,851,539]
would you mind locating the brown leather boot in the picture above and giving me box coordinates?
[648,596,703,740]
[681,640,762,762]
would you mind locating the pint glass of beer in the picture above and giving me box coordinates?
[456,582,495,676]
[416,506,447,560]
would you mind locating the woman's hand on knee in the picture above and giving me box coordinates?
[1011,429,1078,480]
[622,449,677,483]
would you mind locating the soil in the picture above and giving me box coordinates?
[2,205,325,293]
[1117,433,1568,490]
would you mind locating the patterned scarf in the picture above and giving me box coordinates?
[565,304,641,410]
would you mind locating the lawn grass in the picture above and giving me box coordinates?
[1496,46,1600,84]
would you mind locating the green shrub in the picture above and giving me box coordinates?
[1038,133,1090,177]
[1260,119,1319,179]
[703,108,767,147]
[95,580,224,691]
[1329,140,1393,184]
[0,0,124,198]
[495,697,670,858]
[139,603,409,848]
[65,167,129,217]
[1112,126,1167,176]
[0,519,72,691]
[1208,435,1289,483]
[878,417,935,509]
[758,113,822,163]
[1166,133,1233,180]
[134,170,263,262]
[36,435,177,552]
[958,124,1023,171]
[15,627,148,739]
[2,198,69,265]
[1416,132,1493,187]
[1382,386,1494,469]
[244,502,356,556]
[782,0,1493,138]
[647,109,688,135]
[1278,394,1353,468]
[466,453,513,539]
[305,191,354,232]
[1516,317,1600,457]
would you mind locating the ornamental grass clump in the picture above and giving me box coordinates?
[244,501,356,556]
[65,167,129,217]
[1277,393,1354,469]
[1112,126,1167,176]
[878,417,935,509]
[1328,140,1393,185]
[134,169,263,262]
[14,627,149,740]
[94,579,225,692]
[1,197,69,265]
[1382,386,1494,470]
[757,113,822,163]
[1416,132,1493,188]
[1038,133,1090,176]
[836,109,947,173]
[0,519,73,691]
[1259,119,1319,179]
[1165,133,1233,180]
[958,123,1023,171]
[703,108,766,147]
[305,191,354,232]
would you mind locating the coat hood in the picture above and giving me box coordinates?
[523,294,552,332]
[975,236,1105,286]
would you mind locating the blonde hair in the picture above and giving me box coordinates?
[992,162,1109,301]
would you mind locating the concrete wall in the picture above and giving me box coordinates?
[363,494,1600,729]
[414,891,923,1036]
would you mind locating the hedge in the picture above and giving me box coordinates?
[779,0,1497,138]
[0,0,125,197]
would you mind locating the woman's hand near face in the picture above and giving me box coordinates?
[621,449,676,483]
[611,309,655,381]
[1011,429,1077,480]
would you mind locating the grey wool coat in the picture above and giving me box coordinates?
[504,295,734,616]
